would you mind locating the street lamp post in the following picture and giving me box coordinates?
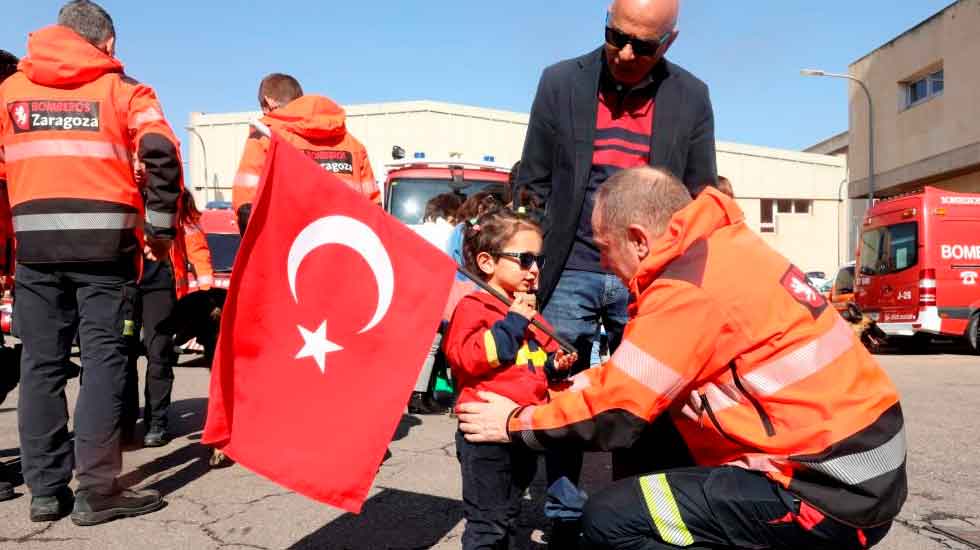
[801,69,875,207]
[186,126,210,204]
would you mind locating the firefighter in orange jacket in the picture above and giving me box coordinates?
[0,2,178,525]
[459,167,907,550]
[123,191,212,449]
[231,73,379,234]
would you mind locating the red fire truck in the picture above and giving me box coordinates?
[855,186,980,352]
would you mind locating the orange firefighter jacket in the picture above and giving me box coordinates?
[0,25,182,264]
[171,221,213,299]
[231,95,378,214]
[507,188,907,528]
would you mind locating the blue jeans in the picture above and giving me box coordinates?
[543,269,629,376]
[541,269,630,495]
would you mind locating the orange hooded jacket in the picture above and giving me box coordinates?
[170,221,214,299]
[231,95,378,215]
[0,26,182,264]
[507,188,907,528]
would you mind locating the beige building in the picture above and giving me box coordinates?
[186,100,846,275]
[186,101,528,205]
[847,0,980,200]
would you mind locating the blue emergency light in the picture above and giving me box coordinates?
[414,152,426,159]
[483,155,495,162]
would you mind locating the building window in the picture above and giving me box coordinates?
[793,200,811,214]
[760,199,775,233]
[760,198,812,234]
[904,69,943,109]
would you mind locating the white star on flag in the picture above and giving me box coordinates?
[296,321,343,374]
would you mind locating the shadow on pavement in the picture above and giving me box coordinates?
[117,397,213,496]
[391,414,422,443]
[287,488,463,550]
[118,440,212,497]
[165,397,208,440]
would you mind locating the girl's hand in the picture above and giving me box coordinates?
[509,292,537,320]
[554,350,578,372]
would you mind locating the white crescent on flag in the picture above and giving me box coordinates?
[286,215,395,333]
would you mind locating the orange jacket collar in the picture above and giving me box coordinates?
[629,187,745,296]
[261,95,347,141]
[19,25,123,87]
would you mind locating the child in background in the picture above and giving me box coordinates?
[410,192,463,414]
[443,208,576,549]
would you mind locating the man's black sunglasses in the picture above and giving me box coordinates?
[604,25,671,57]
[496,251,545,270]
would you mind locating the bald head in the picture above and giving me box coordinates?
[609,0,678,36]
[595,166,691,238]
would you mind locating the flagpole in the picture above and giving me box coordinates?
[456,267,576,354]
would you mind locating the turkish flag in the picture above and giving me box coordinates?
[202,135,457,512]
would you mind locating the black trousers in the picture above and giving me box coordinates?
[456,430,538,550]
[124,261,177,431]
[15,261,138,496]
[581,466,892,550]
[611,414,695,481]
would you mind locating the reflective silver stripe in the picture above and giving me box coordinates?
[798,427,907,485]
[13,212,139,232]
[131,107,163,128]
[145,209,175,228]
[234,173,260,188]
[743,319,854,396]
[610,339,682,397]
[4,139,129,162]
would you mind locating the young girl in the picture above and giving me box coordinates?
[443,208,576,550]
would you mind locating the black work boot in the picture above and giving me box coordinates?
[0,462,16,502]
[0,479,13,502]
[70,487,164,526]
[29,487,74,522]
[142,425,170,448]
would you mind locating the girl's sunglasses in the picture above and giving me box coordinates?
[604,25,671,58]
[496,251,545,270]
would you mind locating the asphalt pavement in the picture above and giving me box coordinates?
[0,345,978,549]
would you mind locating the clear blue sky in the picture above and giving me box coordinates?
[2,1,954,151]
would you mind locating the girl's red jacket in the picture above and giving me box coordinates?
[443,290,561,408]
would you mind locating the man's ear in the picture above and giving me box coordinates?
[627,224,651,259]
[660,29,679,57]
[261,96,278,113]
[476,251,496,276]
[101,36,116,57]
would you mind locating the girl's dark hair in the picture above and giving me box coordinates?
[462,208,542,281]
[456,192,500,223]
[179,191,202,227]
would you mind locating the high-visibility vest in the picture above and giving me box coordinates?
[0,25,181,264]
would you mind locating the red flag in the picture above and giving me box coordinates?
[202,135,456,513]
